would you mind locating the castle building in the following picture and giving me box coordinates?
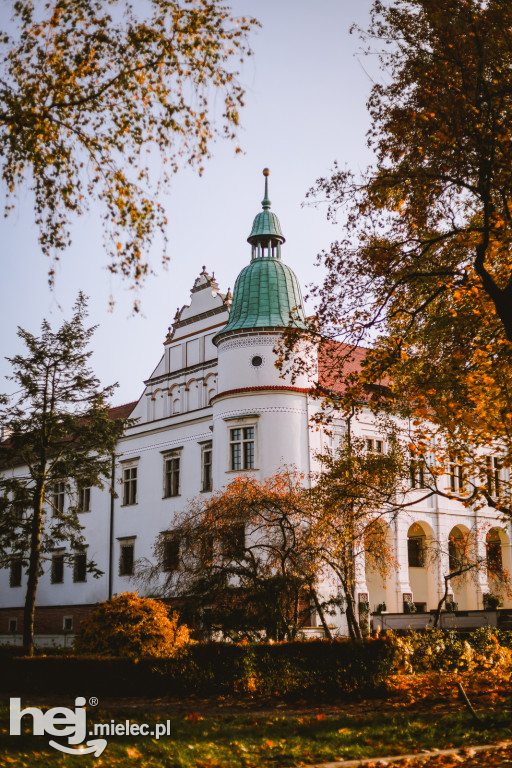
[1,171,511,643]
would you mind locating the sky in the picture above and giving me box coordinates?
[0,0,378,406]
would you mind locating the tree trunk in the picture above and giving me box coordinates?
[23,482,45,656]
[433,575,450,629]
[310,587,333,640]
[345,591,363,643]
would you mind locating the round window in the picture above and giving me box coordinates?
[251,355,263,367]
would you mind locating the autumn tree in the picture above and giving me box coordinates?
[74,592,190,657]
[308,431,410,642]
[0,294,124,655]
[138,471,338,642]
[140,438,410,643]
[0,1,256,298]
[281,0,512,512]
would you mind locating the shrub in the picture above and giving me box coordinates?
[0,638,395,699]
[73,592,190,658]
[390,627,512,674]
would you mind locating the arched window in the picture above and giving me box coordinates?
[487,529,503,573]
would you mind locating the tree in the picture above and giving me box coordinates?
[0,1,256,300]
[281,0,512,513]
[0,294,123,655]
[74,592,190,657]
[141,439,409,643]
[138,471,338,642]
[308,431,409,641]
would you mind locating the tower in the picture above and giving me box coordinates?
[211,169,316,486]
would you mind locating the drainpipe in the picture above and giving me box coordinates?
[108,453,116,600]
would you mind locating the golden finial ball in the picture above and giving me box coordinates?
[263,168,270,176]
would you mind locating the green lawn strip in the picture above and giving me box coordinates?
[0,705,510,768]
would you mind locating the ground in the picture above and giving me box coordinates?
[0,670,510,767]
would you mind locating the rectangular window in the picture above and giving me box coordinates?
[52,482,66,516]
[486,456,500,497]
[366,439,384,454]
[63,616,73,631]
[122,466,137,506]
[222,523,245,560]
[163,534,180,572]
[410,457,426,489]
[119,541,134,576]
[407,537,425,568]
[78,487,91,513]
[202,443,213,492]
[230,427,255,470]
[9,558,22,587]
[8,618,17,633]
[449,457,465,493]
[73,552,87,583]
[51,553,65,584]
[164,454,180,498]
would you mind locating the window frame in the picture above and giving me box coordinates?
[52,481,66,516]
[119,539,135,577]
[486,456,501,498]
[121,463,138,506]
[229,426,256,471]
[407,536,425,568]
[163,451,181,498]
[51,552,65,584]
[78,486,91,513]
[73,551,87,583]
[201,441,213,492]
[162,532,181,573]
[366,438,384,454]
[448,456,466,493]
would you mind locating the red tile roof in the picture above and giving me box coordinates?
[108,401,137,420]
[317,341,369,395]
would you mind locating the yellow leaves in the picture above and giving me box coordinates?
[126,747,143,758]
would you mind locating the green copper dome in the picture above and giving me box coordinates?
[214,169,307,342]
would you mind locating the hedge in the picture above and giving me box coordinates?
[0,638,394,700]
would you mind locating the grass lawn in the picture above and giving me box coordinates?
[0,698,510,768]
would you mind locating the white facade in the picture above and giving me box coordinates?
[1,200,512,642]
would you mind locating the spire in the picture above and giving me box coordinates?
[248,168,285,258]
[262,167,271,210]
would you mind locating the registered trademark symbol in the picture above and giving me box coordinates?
[89,697,98,706]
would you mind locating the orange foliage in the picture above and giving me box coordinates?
[73,591,190,657]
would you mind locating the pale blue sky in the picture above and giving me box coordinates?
[0,0,377,405]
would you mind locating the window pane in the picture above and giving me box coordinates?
[407,537,424,568]
[231,443,241,470]
[123,467,137,505]
[79,487,91,512]
[163,537,180,572]
[230,428,241,442]
[164,456,180,497]
[73,553,87,582]
[120,544,134,576]
[51,555,65,584]
[202,448,212,492]
[487,541,503,573]
[243,440,254,469]
[243,427,254,440]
